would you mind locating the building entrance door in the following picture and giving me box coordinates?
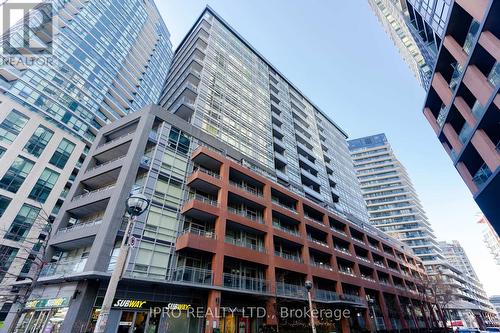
[117,311,151,333]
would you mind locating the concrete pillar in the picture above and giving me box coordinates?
[61,280,99,333]
[471,129,500,172]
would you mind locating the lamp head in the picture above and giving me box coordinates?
[305,280,313,291]
[126,193,150,217]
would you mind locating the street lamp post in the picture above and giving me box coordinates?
[93,193,149,333]
[305,280,317,333]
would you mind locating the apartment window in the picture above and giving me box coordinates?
[0,195,11,218]
[0,146,5,158]
[5,204,41,241]
[0,245,18,282]
[28,168,60,203]
[0,156,35,193]
[23,126,54,157]
[0,110,29,144]
[49,139,75,169]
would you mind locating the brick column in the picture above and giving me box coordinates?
[212,162,229,287]
[335,283,351,333]
[471,129,500,172]
[359,287,374,333]
[378,292,393,330]
[265,297,278,327]
[424,107,441,134]
[394,295,409,329]
[205,290,222,333]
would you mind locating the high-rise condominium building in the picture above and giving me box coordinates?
[0,0,173,144]
[367,0,451,88]
[0,96,86,326]
[160,7,368,225]
[478,215,500,265]
[348,134,443,263]
[25,106,439,333]
[435,241,498,328]
[15,8,443,333]
[421,0,499,233]
[491,296,500,318]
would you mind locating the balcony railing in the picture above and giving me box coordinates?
[304,215,323,226]
[472,163,492,187]
[273,222,299,236]
[458,122,473,144]
[228,207,264,223]
[72,184,115,202]
[271,198,297,213]
[436,104,449,128]
[87,155,125,173]
[40,258,87,277]
[276,282,307,299]
[58,218,103,233]
[307,236,329,248]
[192,166,220,179]
[449,62,463,91]
[338,268,356,277]
[487,62,499,88]
[181,227,216,239]
[170,266,213,285]
[187,193,219,207]
[334,247,351,256]
[342,294,366,305]
[356,255,370,263]
[374,261,385,268]
[224,236,265,253]
[274,251,303,263]
[229,181,263,197]
[472,100,487,121]
[315,289,339,302]
[331,228,347,237]
[310,261,333,271]
[223,273,267,293]
[463,20,480,55]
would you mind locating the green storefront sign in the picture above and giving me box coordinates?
[25,297,70,309]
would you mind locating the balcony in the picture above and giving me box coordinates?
[71,184,115,202]
[274,251,303,263]
[463,20,480,55]
[472,163,492,188]
[276,282,307,299]
[338,267,356,277]
[334,246,351,256]
[310,261,333,271]
[58,217,103,234]
[228,207,264,224]
[342,294,366,306]
[229,180,263,197]
[271,198,297,214]
[449,62,464,91]
[307,236,329,248]
[458,122,473,144]
[187,193,218,207]
[472,100,487,121]
[436,104,449,128]
[170,266,213,286]
[315,289,340,302]
[223,273,267,293]
[40,258,87,278]
[224,236,265,253]
[487,62,499,88]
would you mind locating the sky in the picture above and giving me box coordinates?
[156,0,500,295]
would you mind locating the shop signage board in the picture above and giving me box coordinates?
[25,297,70,309]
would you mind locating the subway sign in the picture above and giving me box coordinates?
[25,297,70,309]
[112,299,191,310]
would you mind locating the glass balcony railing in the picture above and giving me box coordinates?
[170,266,213,285]
[40,258,87,277]
[472,100,487,121]
[436,104,448,128]
[192,166,220,179]
[310,261,333,271]
[229,181,263,196]
[273,221,299,236]
[463,20,480,55]
[187,193,218,207]
[228,207,264,223]
[223,273,267,293]
[334,246,351,256]
[181,227,216,239]
[224,236,265,252]
[342,294,366,305]
[72,184,115,201]
[449,62,464,91]
[315,289,339,302]
[58,218,103,233]
[276,282,307,299]
[472,163,492,188]
[487,62,499,88]
[274,250,303,263]
[271,198,297,213]
[458,122,473,144]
